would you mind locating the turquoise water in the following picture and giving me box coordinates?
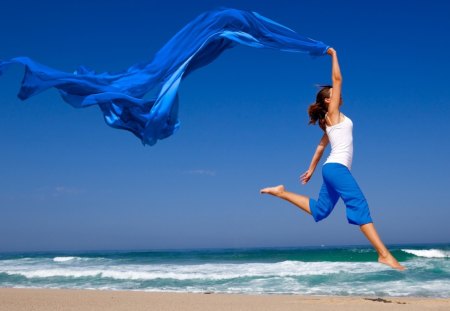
[0,244,448,297]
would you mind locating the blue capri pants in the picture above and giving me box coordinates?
[309,163,373,226]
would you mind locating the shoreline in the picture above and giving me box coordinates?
[1,288,449,311]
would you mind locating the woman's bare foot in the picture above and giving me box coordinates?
[378,253,406,271]
[260,185,285,196]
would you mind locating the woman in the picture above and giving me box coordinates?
[260,48,405,271]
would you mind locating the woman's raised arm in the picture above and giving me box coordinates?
[325,48,342,124]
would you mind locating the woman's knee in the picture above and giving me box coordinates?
[346,201,373,225]
[310,198,335,222]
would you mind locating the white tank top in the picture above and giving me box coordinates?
[324,113,354,169]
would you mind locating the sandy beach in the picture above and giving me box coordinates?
[0,288,448,311]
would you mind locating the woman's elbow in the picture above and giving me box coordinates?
[333,75,343,83]
[317,146,326,154]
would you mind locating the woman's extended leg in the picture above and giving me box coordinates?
[260,185,312,215]
[360,223,406,270]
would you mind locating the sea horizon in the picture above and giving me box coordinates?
[2,241,449,255]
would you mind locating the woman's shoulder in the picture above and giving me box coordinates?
[325,111,346,127]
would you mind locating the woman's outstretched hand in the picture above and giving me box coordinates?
[300,169,313,185]
[327,47,336,56]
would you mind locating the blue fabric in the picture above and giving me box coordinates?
[0,7,329,145]
[309,163,373,225]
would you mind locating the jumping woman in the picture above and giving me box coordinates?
[260,48,405,271]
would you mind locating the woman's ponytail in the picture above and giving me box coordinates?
[307,85,331,131]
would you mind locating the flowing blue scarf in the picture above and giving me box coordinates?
[0,8,329,145]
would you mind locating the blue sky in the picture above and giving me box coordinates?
[0,0,449,252]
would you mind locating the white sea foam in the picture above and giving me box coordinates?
[2,261,388,281]
[1,253,449,297]
[53,257,78,262]
[402,249,450,258]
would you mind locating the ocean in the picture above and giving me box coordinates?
[0,244,448,297]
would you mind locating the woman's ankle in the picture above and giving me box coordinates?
[378,249,390,258]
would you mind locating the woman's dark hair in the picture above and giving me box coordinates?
[308,85,332,131]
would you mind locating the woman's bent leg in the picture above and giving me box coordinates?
[260,185,312,215]
[322,164,405,270]
[360,223,406,270]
